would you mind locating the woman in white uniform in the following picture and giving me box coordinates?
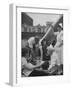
[48,24,63,74]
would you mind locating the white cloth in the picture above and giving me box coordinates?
[21,57,33,76]
[47,44,54,51]
[28,37,35,48]
[55,46,63,65]
[54,30,63,65]
[55,31,63,47]
[48,45,63,70]
[48,51,58,70]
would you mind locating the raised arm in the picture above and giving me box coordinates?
[38,45,43,61]
[39,15,63,44]
[39,26,53,44]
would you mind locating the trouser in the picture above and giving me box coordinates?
[41,61,49,70]
[29,70,49,77]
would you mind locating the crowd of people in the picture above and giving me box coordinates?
[21,22,63,77]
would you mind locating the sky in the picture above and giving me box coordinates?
[26,12,61,26]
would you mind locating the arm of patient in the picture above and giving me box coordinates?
[22,57,44,70]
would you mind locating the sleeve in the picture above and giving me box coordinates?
[51,52,58,66]
[39,39,42,46]
[21,58,27,66]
